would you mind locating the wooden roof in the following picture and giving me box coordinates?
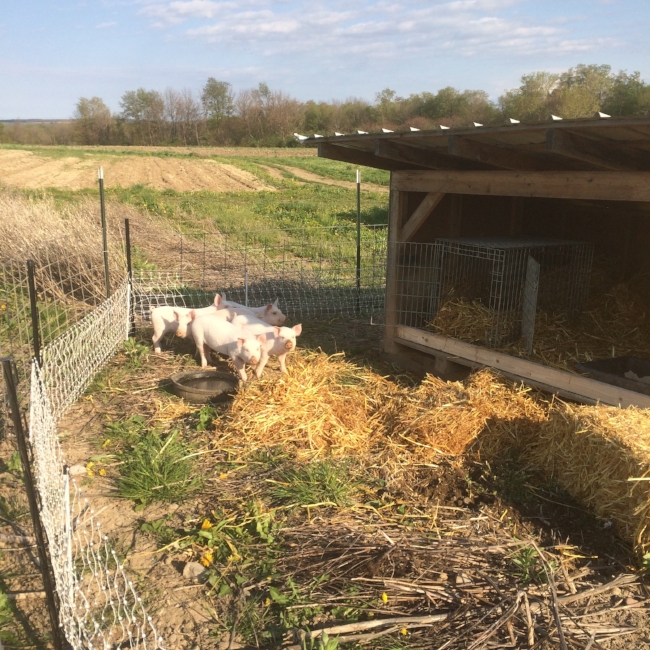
[309,117,650,173]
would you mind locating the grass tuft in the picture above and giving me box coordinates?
[268,460,359,508]
[118,429,200,508]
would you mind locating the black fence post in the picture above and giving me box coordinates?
[1,358,65,650]
[356,169,361,315]
[27,259,42,366]
[125,219,136,337]
[98,167,110,298]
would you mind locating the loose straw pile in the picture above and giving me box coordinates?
[214,350,650,556]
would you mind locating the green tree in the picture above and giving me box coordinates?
[73,96,113,144]
[604,71,650,116]
[119,88,165,145]
[201,78,234,126]
[552,64,612,117]
[499,71,559,121]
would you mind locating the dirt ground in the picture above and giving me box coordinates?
[279,165,389,193]
[0,149,275,192]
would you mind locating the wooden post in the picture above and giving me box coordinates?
[383,183,408,354]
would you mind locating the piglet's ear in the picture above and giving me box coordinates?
[173,310,180,321]
[265,303,273,312]
[189,310,197,320]
[273,298,279,307]
[258,333,267,343]
[274,326,281,336]
[237,338,246,346]
[293,324,302,335]
[214,294,222,307]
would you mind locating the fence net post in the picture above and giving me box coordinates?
[27,259,42,366]
[98,167,110,298]
[125,218,136,337]
[0,357,66,650]
[356,169,361,315]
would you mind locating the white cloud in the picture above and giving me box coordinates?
[137,0,624,65]
[96,21,117,28]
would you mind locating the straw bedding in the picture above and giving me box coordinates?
[213,349,650,556]
[429,278,650,372]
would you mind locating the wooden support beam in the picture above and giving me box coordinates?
[545,129,650,171]
[318,142,425,171]
[375,139,492,171]
[391,170,650,202]
[383,187,409,354]
[448,135,556,171]
[400,192,445,242]
[396,325,650,408]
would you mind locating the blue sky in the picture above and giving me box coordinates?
[1,0,648,119]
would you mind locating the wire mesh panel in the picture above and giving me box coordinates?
[41,279,131,422]
[394,237,593,348]
[30,362,164,650]
[133,225,388,322]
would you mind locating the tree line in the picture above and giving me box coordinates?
[2,64,649,147]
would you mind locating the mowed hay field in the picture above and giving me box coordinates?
[2,145,650,649]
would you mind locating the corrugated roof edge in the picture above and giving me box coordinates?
[302,116,650,145]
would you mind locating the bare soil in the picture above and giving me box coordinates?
[280,165,389,193]
[0,150,275,192]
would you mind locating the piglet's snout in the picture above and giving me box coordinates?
[250,356,258,365]
[285,341,294,349]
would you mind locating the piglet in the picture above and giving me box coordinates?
[219,294,286,326]
[151,293,226,353]
[231,313,302,378]
[177,311,266,381]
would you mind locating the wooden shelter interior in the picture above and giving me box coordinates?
[309,117,650,408]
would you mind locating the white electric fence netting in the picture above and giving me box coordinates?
[29,278,165,649]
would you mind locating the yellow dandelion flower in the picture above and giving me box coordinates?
[0,304,6,310]
[381,592,388,604]
[264,598,271,607]
[102,439,111,448]
[87,470,95,477]
[99,468,106,476]
[201,519,212,530]
[86,461,94,469]
[200,551,213,567]
[219,472,228,480]
[401,628,408,636]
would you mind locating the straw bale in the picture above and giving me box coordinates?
[520,402,650,556]
[384,371,546,460]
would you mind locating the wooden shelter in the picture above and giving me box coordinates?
[310,116,650,408]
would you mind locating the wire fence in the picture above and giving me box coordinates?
[0,221,389,648]
[133,224,388,322]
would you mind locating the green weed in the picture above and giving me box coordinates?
[123,338,149,368]
[5,451,22,477]
[301,632,340,650]
[0,495,28,522]
[118,429,200,508]
[139,516,180,547]
[0,590,19,645]
[509,545,556,585]
[192,404,217,432]
[268,460,359,508]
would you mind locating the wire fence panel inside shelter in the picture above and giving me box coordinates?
[133,225,388,321]
[393,237,593,348]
